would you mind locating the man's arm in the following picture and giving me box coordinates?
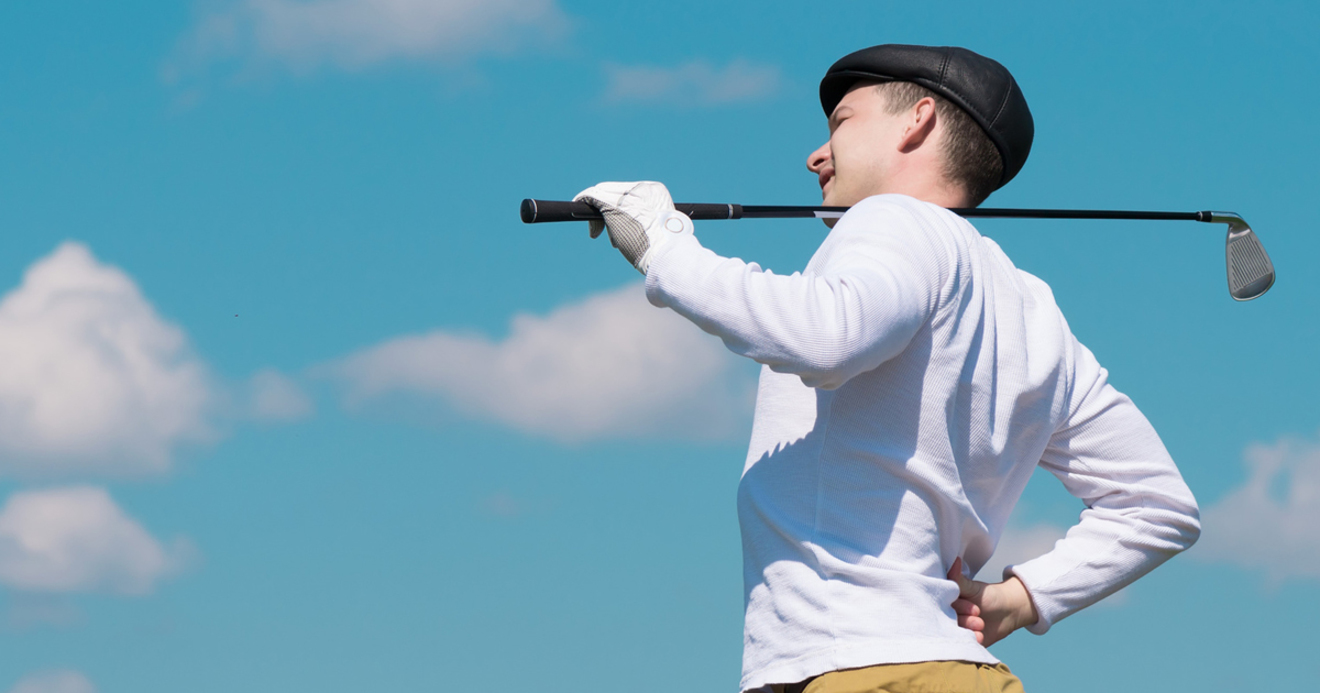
[643,194,954,390]
[1003,337,1202,634]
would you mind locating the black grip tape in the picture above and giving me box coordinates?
[521,199,742,224]
[520,199,597,223]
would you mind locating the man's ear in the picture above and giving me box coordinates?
[897,97,938,153]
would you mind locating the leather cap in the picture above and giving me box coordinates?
[820,44,1033,189]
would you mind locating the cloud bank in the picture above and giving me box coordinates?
[603,59,782,106]
[172,0,570,77]
[1194,433,1320,584]
[0,243,212,477]
[0,487,186,595]
[328,282,755,442]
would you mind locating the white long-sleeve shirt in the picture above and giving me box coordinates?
[643,194,1201,692]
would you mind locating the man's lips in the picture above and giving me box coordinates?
[818,167,834,192]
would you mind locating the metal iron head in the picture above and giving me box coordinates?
[1210,212,1275,301]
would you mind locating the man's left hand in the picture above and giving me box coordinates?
[948,557,1040,647]
[574,181,694,274]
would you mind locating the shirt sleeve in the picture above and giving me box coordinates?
[642,195,954,390]
[1006,337,1201,634]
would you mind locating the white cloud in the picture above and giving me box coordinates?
[0,487,187,595]
[327,282,755,442]
[976,522,1067,583]
[0,243,212,477]
[1193,433,1320,584]
[603,59,782,106]
[171,0,570,77]
[244,369,314,422]
[6,671,95,693]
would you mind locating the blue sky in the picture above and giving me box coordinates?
[0,1,1317,691]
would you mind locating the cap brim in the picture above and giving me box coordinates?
[819,71,898,115]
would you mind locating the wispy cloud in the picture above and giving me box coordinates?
[6,670,95,693]
[0,487,189,595]
[602,59,782,106]
[325,282,755,442]
[1193,432,1320,584]
[0,243,213,477]
[168,0,570,81]
[243,369,314,423]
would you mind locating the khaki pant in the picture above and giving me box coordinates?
[773,661,1025,693]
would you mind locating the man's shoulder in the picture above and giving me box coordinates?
[830,194,973,259]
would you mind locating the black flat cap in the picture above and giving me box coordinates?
[820,44,1033,189]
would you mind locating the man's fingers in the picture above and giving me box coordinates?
[948,556,989,605]
[577,197,608,240]
[959,578,985,600]
[947,557,964,581]
[948,557,1027,649]
[952,598,980,616]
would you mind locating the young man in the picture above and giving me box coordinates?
[576,45,1201,693]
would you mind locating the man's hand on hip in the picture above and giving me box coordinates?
[948,557,1040,647]
[574,181,694,274]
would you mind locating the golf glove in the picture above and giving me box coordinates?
[574,181,694,274]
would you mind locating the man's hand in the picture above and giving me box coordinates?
[948,557,1040,647]
[574,181,693,274]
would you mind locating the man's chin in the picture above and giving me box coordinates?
[822,186,861,209]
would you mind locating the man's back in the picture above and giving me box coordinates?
[643,193,1200,691]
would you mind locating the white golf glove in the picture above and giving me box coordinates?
[574,181,694,274]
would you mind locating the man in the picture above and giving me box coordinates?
[575,45,1201,693]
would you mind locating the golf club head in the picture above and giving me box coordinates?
[1210,212,1275,301]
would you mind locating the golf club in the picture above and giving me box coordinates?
[520,199,1276,301]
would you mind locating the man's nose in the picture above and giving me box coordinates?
[807,143,830,173]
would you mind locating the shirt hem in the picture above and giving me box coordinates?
[740,638,999,692]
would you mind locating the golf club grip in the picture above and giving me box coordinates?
[521,199,743,224]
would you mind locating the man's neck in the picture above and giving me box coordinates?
[878,177,970,209]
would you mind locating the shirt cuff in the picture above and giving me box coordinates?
[1005,562,1060,635]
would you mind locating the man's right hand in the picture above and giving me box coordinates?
[948,557,1040,647]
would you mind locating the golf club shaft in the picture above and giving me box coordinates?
[520,199,1212,224]
[519,198,1274,301]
